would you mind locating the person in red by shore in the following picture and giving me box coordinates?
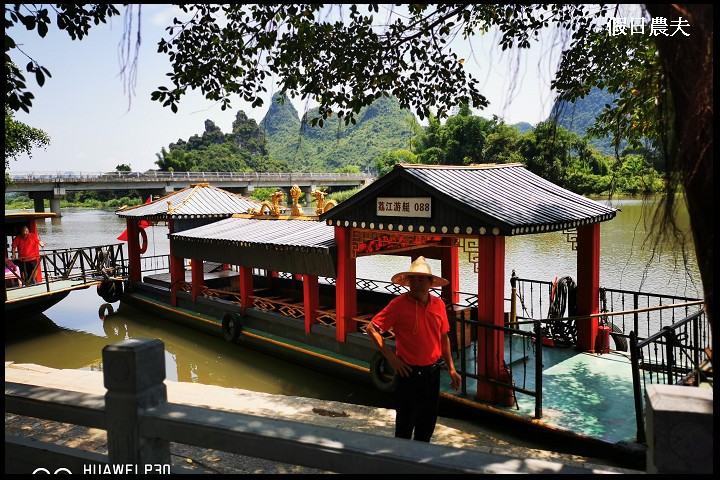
[11,225,44,284]
[365,256,462,443]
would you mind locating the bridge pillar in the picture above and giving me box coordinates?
[283,187,293,211]
[49,198,62,217]
[32,196,45,214]
[51,187,65,217]
[305,185,315,204]
[304,186,316,215]
[240,185,254,197]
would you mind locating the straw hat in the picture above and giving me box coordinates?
[391,256,449,287]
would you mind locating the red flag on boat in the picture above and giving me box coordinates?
[117,196,153,241]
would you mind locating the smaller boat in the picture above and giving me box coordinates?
[5,212,127,318]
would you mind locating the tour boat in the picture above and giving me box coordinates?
[115,166,710,462]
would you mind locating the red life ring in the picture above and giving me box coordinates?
[138,228,148,254]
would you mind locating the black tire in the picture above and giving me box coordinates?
[97,280,124,303]
[370,351,397,393]
[98,303,115,320]
[222,312,243,343]
[609,323,628,352]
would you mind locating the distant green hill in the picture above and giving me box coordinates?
[549,87,621,155]
[260,93,418,173]
[512,121,533,134]
[158,88,623,174]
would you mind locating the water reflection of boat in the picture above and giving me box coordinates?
[4,212,127,318]
[114,165,710,459]
[101,300,392,403]
[4,313,109,369]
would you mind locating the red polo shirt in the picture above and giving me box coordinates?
[12,232,42,261]
[371,292,449,366]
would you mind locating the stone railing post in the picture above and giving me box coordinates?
[103,339,171,467]
[645,384,712,474]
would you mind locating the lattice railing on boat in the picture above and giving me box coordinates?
[354,313,394,340]
[202,287,241,304]
[251,295,305,319]
[315,309,336,327]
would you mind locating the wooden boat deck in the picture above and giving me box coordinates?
[5,279,98,302]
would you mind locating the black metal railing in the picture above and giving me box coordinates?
[599,287,702,344]
[629,308,710,443]
[510,276,703,349]
[7,244,126,292]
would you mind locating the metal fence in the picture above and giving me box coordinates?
[630,309,711,443]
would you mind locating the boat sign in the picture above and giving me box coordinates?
[376,197,431,218]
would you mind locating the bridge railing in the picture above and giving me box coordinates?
[8,171,370,183]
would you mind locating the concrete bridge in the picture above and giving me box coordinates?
[6,171,372,216]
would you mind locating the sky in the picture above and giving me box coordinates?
[9,5,568,174]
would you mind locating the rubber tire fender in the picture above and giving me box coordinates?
[222,312,243,343]
[98,302,115,320]
[97,279,124,303]
[370,350,397,393]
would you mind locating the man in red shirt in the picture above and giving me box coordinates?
[11,225,44,284]
[365,256,461,442]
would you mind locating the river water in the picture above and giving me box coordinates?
[5,197,701,409]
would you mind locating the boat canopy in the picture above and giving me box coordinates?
[170,217,337,277]
[320,163,617,236]
[116,183,260,221]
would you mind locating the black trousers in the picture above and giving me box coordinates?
[16,260,38,284]
[394,365,441,442]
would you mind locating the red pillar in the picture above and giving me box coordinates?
[334,226,356,341]
[303,274,320,334]
[239,266,253,315]
[190,258,204,301]
[440,237,459,305]
[28,220,43,283]
[475,235,512,405]
[127,219,141,282]
[167,220,185,307]
[576,224,601,352]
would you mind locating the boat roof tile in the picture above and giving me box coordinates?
[321,164,617,236]
[116,183,261,220]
